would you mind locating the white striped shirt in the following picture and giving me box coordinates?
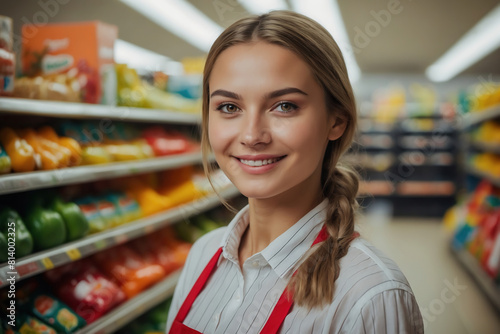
[166,199,423,333]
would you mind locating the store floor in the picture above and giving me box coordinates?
[358,205,500,334]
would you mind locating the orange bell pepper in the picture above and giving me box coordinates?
[18,129,59,170]
[38,126,82,166]
[0,127,36,172]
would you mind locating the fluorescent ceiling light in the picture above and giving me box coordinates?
[239,0,288,15]
[426,4,500,82]
[120,0,223,52]
[290,0,361,83]
[115,39,184,75]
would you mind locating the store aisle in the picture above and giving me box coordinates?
[358,206,500,334]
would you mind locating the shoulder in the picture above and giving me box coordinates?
[330,238,423,333]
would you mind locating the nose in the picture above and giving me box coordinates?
[240,111,271,147]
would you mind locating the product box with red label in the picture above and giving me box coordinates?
[21,21,117,104]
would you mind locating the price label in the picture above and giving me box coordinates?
[41,258,54,270]
[94,239,107,250]
[66,248,81,261]
[114,234,128,244]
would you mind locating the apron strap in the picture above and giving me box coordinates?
[174,247,223,323]
[260,224,330,334]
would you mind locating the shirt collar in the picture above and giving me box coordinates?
[220,198,329,279]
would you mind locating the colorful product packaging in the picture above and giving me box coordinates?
[21,21,117,104]
[0,15,15,96]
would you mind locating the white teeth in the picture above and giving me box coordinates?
[239,157,280,166]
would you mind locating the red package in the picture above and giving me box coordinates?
[132,231,191,276]
[93,244,166,299]
[52,259,125,324]
[142,126,196,156]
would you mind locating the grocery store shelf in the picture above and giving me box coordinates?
[0,185,240,287]
[396,181,455,196]
[75,269,181,334]
[0,151,205,195]
[359,180,394,196]
[460,105,500,129]
[450,246,500,313]
[466,165,500,187]
[468,139,500,155]
[0,97,201,124]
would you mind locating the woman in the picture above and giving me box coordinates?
[167,10,423,334]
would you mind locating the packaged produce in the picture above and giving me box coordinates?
[21,21,117,104]
[20,291,86,333]
[74,197,109,233]
[0,15,14,97]
[51,259,126,324]
[14,314,57,334]
[116,63,200,112]
[142,126,195,156]
[0,208,34,259]
[94,195,123,227]
[0,127,36,173]
[0,143,11,174]
[49,197,89,241]
[81,146,113,165]
[131,229,190,276]
[24,203,66,250]
[14,76,81,102]
[37,126,82,166]
[93,244,166,299]
[105,192,142,223]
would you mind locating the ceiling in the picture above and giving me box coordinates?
[3,0,500,78]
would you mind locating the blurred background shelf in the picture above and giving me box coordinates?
[0,152,206,195]
[460,105,500,129]
[0,98,201,124]
[450,246,500,313]
[0,185,240,287]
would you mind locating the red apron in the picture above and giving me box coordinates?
[169,224,333,334]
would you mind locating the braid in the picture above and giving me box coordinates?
[290,163,359,309]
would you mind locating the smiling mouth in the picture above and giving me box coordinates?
[237,156,286,167]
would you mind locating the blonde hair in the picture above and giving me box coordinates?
[201,10,359,309]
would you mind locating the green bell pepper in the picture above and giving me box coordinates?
[24,204,66,250]
[50,197,90,241]
[0,208,34,258]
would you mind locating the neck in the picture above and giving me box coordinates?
[238,177,324,265]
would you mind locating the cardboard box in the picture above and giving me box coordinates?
[22,21,118,104]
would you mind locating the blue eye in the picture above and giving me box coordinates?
[216,103,239,114]
[274,102,298,113]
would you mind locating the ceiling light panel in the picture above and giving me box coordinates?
[120,0,224,52]
[290,0,361,82]
[426,4,500,82]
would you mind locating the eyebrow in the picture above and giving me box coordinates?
[210,87,308,100]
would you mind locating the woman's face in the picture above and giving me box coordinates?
[208,41,345,200]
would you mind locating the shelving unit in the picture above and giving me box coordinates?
[75,270,182,334]
[0,97,201,124]
[0,151,207,195]
[460,105,500,129]
[450,246,500,312]
[0,97,239,334]
[0,185,239,287]
[465,165,500,188]
[451,102,500,314]
[352,109,458,216]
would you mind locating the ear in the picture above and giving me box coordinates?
[328,116,347,141]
